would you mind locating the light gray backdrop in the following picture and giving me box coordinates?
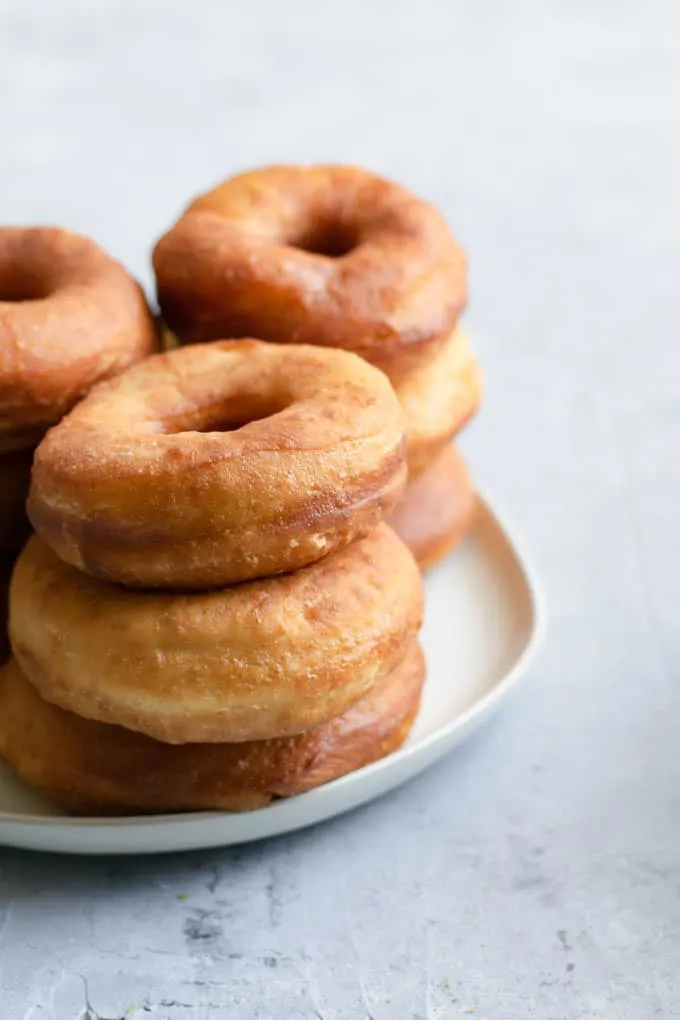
[1,1,679,1017]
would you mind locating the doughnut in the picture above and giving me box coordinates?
[0,227,158,452]
[10,525,423,744]
[153,165,467,381]
[395,327,482,479]
[0,645,424,814]
[388,445,476,572]
[28,340,406,589]
[0,447,32,563]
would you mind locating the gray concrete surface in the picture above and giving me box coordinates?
[1,1,680,1017]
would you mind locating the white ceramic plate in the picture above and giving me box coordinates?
[0,495,545,855]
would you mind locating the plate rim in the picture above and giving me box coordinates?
[0,492,546,845]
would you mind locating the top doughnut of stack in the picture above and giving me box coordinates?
[27,339,407,589]
[0,227,158,570]
[153,164,466,382]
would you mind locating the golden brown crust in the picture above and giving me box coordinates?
[28,340,406,589]
[0,227,159,451]
[153,165,467,381]
[10,525,423,743]
[0,447,32,563]
[0,644,425,815]
[388,445,476,571]
[395,328,483,479]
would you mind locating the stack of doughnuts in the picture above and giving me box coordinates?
[153,165,483,570]
[0,226,158,656]
[1,340,424,813]
[0,164,481,816]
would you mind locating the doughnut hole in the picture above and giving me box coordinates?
[289,218,360,258]
[0,270,52,303]
[158,393,292,434]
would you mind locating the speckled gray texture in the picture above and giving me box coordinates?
[1,1,680,1017]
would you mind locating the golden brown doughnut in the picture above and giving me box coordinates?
[10,525,423,744]
[395,327,482,479]
[0,447,32,563]
[388,445,476,572]
[153,165,467,381]
[28,340,406,589]
[0,645,424,815]
[0,227,158,452]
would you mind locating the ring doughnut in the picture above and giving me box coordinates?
[0,227,158,451]
[395,327,482,479]
[10,525,423,744]
[0,645,424,814]
[153,165,467,381]
[0,447,33,563]
[388,445,476,571]
[27,339,406,589]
